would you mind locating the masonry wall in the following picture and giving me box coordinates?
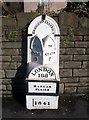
[1,12,89,97]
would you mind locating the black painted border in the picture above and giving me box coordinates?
[26,80,59,96]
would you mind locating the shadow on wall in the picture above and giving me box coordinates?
[11,22,31,107]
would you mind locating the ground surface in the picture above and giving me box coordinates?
[1,95,89,119]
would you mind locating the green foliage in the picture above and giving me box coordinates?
[63,27,74,45]
[64,2,89,18]
[7,31,18,42]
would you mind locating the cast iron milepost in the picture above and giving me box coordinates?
[26,2,60,109]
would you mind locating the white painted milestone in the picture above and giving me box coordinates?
[26,15,60,109]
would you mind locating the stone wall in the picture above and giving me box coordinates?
[1,12,89,97]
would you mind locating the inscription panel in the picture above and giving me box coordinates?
[28,81,57,94]
[26,96,58,109]
[29,66,56,80]
[43,36,56,64]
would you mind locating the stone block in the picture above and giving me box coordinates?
[59,83,64,94]
[2,79,12,84]
[2,62,17,69]
[75,42,88,48]
[79,83,89,87]
[77,87,89,93]
[0,56,2,62]
[2,56,11,62]
[0,85,2,90]
[2,42,21,49]
[5,70,17,78]
[2,85,6,90]
[7,85,12,91]
[2,49,19,56]
[74,55,89,61]
[16,12,39,29]
[0,28,2,37]
[66,48,85,55]
[60,69,72,77]
[60,48,66,55]
[86,49,89,54]
[59,62,64,69]
[60,77,79,83]
[0,63,2,70]
[74,28,89,35]
[12,56,22,62]
[84,36,89,41]
[2,17,17,27]
[0,39,1,48]
[59,12,78,28]
[0,70,5,78]
[79,17,89,28]
[2,91,12,95]
[65,87,76,94]
[79,77,89,83]
[0,37,2,41]
[73,69,88,77]
[60,55,72,61]
[82,61,88,69]
[0,91,2,95]
[0,47,1,56]
[65,83,79,87]
[70,36,83,41]
[0,95,2,97]
[60,28,68,35]
[3,94,12,97]
[60,36,67,41]
[65,83,89,87]
[60,41,74,48]
[0,79,2,84]
[64,61,81,68]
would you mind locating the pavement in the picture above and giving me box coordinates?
[1,95,89,119]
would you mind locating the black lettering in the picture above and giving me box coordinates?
[47,69,52,74]
[48,45,52,47]
[38,67,43,72]
[49,57,51,61]
[35,88,38,91]
[34,69,39,73]
[45,74,48,77]
[41,74,44,77]
[43,67,48,72]
[31,67,55,77]
[38,74,40,77]
[48,102,50,105]
[35,101,37,105]
[32,21,42,34]
[50,72,54,76]
[43,102,46,105]
[38,101,41,105]
[31,72,36,76]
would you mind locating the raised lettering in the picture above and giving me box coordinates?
[32,20,55,34]
[38,67,43,72]
[30,66,55,78]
